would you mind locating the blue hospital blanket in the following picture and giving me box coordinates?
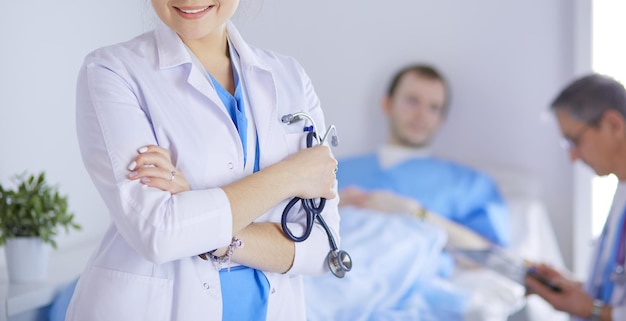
[304,207,469,321]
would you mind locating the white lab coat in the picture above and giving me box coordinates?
[575,183,626,321]
[66,20,340,321]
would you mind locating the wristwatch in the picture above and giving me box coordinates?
[411,207,428,220]
[589,299,604,321]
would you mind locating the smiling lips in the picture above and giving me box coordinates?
[175,5,213,18]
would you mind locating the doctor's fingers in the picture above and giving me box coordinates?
[532,264,566,281]
[297,145,337,172]
[525,276,589,316]
[128,151,175,172]
[137,145,172,161]
[130,167,190,194]
[299,147,337,187]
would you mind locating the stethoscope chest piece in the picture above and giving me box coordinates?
[327,249,352,278]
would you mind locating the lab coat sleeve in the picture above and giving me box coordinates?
[283,60,341,276]
[76,55,233,265]
[613,304,625,321]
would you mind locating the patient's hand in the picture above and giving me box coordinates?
[338,187,369,208]
[127,145,190,194]
[362,191,419,214]
[340,187,491,249]
[339,187,419,214]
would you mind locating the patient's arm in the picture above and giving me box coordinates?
[339,187,490,249]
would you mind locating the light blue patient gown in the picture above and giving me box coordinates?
[302,153,510,320]
[337,153,509,246]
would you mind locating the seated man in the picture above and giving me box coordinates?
[337,64,509,247]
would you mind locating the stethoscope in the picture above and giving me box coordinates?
[596,207,626,302]
[280,112,353,278]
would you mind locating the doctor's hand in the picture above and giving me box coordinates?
[525,264,593,318]
[127,145,190,194]
[279,145,337,200]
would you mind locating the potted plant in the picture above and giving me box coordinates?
[0,171,81,283]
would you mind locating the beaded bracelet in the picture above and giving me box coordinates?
[205,237,244,272]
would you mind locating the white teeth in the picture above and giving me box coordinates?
[179,6,209,14]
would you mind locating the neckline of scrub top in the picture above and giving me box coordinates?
[377,144,432,169]
[206,40,260,172]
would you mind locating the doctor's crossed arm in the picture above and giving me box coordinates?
[70,1,342,320]
[128,144,337,273]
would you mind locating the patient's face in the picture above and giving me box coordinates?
[383,73,446,148]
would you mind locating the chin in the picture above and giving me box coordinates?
[406,137,431,148]
[592,167,612,177]
[399,139,429,149]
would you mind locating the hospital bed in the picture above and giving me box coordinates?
[304,165,569,321]
[486,167,570,321]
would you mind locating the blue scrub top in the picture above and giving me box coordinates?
[209,71,269,321]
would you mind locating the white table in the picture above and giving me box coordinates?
[0,243,95,321]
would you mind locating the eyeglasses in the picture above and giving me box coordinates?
[560,124,592,150]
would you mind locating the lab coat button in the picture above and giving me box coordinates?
[203,283,210,290]
[228,162,234,170]
[271,288,276,294]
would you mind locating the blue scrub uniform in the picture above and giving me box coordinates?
[209,66,269,321]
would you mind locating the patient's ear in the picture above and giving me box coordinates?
[381,96,392,116]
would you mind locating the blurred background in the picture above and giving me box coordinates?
[0,0,625,319]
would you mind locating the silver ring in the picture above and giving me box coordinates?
[170,170,177,182]
[334,167,338,174]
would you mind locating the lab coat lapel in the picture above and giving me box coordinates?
[186,66,226,115]
[241,67,280,169]
[226,22,283,169]
[155,20,232,122]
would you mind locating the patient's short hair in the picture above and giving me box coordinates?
[551,74,626,125]
[386,64,450,111]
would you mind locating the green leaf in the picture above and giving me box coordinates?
[0,171,81,247]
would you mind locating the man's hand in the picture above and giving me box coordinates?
[525,264,594,318]
[338,187,419,214]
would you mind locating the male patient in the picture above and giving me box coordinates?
[337,64,509,247]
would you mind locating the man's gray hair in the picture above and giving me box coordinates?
[551,74,626,125]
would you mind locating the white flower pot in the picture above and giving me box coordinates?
[5,237,50,283]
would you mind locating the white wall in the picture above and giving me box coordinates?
[0,1,580,268]
[0,1,151,256]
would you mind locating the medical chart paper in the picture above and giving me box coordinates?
[447,246,527,285]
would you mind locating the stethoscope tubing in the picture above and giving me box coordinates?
[279,113,350,278]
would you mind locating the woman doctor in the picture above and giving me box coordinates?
[525,74,626,321]
[67,1,340,320]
